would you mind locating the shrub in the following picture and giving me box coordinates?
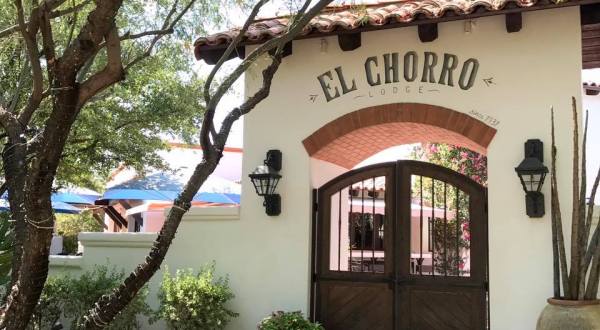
[258,311,323,330]
[0,213,13,301]
[55,211,103,255]
[154,263,238,330]
[29,265,151,330]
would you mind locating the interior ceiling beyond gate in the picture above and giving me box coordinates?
[312,122,487,169]
[302,103,496,169]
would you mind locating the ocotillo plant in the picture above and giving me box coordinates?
[550,97,600,300]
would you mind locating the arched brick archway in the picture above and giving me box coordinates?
[302,103,497,169]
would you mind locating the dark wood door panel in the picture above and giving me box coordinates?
[400,286,485,330]
[317,281,393,330]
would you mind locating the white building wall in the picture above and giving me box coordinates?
[241,7,581,330]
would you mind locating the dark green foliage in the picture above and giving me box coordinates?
[430,217,470,275]
[55,211,103,255]
[410,143,485,275]
[0,0,233,190]
[154,263,238,329]
[29,266,151,330]
[257,311,323,330]
[0,213,13,299]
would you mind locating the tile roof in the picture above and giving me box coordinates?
[194,0,582,52]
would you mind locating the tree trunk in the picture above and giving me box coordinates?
[2,137,28,289]
[1,85,81,329]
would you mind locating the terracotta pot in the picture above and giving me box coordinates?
[536,298,600,330]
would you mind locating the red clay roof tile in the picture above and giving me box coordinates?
[195,0,559,49]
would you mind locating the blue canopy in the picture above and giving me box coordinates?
[0,199,81,214]
[102,173,240,204]
[51,192,99,205]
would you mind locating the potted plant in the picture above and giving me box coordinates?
[537,98,600,329]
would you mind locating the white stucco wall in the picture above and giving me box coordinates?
[240,7,581,330]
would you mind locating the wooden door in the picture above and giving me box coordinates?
[313,161,488,330]
[395,161,488,330]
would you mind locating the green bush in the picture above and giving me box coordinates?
[29,265,151,330]
[55,211,103,255]
[154,263,238,329]
[258,311,323,330]
[0,213,13,301]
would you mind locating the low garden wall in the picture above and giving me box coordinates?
[49,206,242,329]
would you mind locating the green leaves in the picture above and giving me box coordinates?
[154,263,238,329]
[30,265,152,330]
[0,0,242,190]
[57,49,206,189]
[0,213,13,297]
[55,211,103,255]
[258,311,324,330]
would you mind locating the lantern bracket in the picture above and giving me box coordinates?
[525,139,543,162]
[264,149,282,172]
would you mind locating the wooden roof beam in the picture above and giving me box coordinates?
[581,3,600,25]
[338,33,361,51]
[418,23,438,43]
[197,46,245,65]
[505,13,522,33]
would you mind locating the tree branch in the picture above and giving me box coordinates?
[202,0,330,152]
[123,0,196,71]
[59,0,123,79]
[7,58,30,113]
[0,0,92,39]
[120,28,174,41]
[214,53,283,151]
[50,0,91,18]
[205,0,329,122]
[40,2,58,85]
[77,26,123,108]
[200,0,268,152]
[15,0,44,127]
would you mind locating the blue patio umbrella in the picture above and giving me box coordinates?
[2,188,100,205]
[101,172,240,204]
[0,199,81,214]
[51,192,99,205]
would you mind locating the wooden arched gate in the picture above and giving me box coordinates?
[311,161,488,330]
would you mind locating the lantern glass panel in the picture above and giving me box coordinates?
[249,165,281,196]
[520,173,546,192]
[268,177,280,195]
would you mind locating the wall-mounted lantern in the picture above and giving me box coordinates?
[514,139,548,218]
[249,150,282,216]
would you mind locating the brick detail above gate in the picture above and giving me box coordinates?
[302,103,496,169]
